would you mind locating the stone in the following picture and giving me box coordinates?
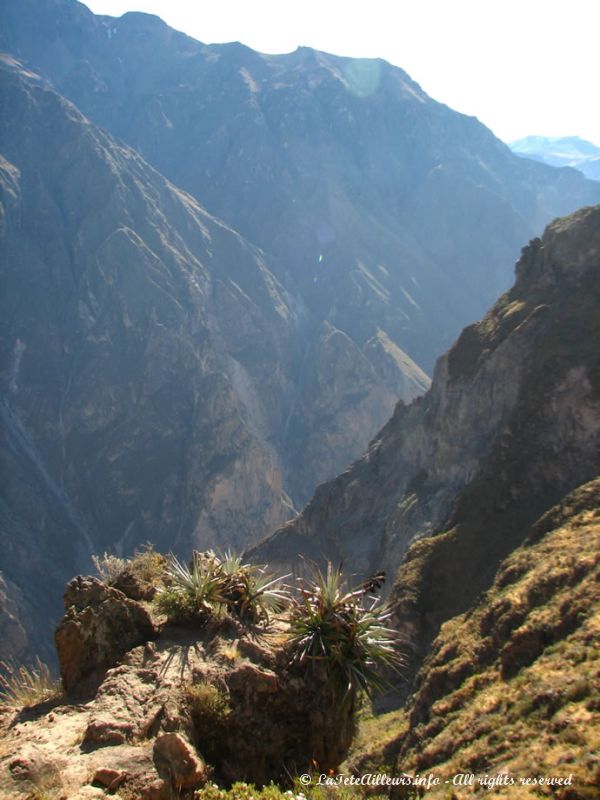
[55,576,158,693]
[83,718,133,747]
[92,766,129,789]
[153,732,206,790]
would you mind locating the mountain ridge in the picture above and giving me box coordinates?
[251,204,600,688]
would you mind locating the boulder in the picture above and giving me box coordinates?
[55,576,158,693]
[153,732,206,790]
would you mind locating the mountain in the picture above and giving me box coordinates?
[0,191,598,797]
[3,0,600,504]
[3,1,600,664]
[511,135,600,181]
[1,54,301,659]
[252,205,600,681]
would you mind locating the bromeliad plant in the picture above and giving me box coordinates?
[155,550,290,625]
[155,551,226,621]
[288,563,405,701]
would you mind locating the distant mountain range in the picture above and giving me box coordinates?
[510,135,600,181]
[1,0,600,660]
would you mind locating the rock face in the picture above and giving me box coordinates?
[390,478,600,797]
[0,584,355,799]
[0,54,300,658]
[252,205,600,682]
[55,576,158,693]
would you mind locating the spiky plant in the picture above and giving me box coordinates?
[154,550,290,625]
[224,564,291,624]
[155,552,226,621]
[288,563,404,700]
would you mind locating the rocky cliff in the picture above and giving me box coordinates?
[3,0,600,503]
[252,205,600,682]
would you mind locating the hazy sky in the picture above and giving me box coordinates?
[84,0,600,146]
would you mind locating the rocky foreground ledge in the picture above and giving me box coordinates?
[0,562,362,799]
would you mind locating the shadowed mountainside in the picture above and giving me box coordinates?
[2,0,600,501]
[1,55,301,659]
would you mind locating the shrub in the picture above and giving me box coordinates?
[93,543,167,590]
[128,543,167,585]
[288,563,405,701]
[92,552,128,583]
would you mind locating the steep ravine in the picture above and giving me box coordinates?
[252,205,600,683]
[1,56,299,660]
[3,0,600,500]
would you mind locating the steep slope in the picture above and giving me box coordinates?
[0,55,301,659]
[391,478,600,797]
[3,0,600,499]
[511,135,600,181]
[252,205,600,678]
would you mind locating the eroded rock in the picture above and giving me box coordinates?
[55,576,158,694]
[153,732,206,790]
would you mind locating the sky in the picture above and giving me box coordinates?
[83,0,600,146]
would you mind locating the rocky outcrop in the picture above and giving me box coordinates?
[55,576,158,694]
[389,478,600,797]
[0,579,356,798]
[252,205,600,686]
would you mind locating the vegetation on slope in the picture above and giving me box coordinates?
[351,478,600,798]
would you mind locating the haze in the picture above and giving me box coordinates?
[83,0,600,147]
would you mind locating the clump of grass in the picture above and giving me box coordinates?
[193,781,386,800]
[194,783,293,800]
[0,657,62,708]
[186,681,231,726]
[288,563,405,701]
[155,551,289,625]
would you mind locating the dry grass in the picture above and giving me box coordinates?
[350,481,600,798]
[0,657,62,709]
